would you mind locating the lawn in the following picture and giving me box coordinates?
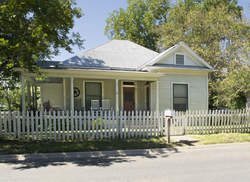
[189,133,250,145]
[1,132,250,155]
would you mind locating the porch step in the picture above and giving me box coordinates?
[170,135,199,143]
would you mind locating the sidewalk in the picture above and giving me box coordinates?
[1,142,250,163]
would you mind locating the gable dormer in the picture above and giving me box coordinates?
[137,42,214,72]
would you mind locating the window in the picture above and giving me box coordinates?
[173,84,188,111]
[85,82,102,110]
[175,54,185,65]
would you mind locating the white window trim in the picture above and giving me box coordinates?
[171,82,190,111]
[174,53,186,65]
[82,81,104,109]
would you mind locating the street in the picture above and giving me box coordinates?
[1,143,250,182]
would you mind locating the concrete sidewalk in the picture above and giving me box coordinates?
[1,142,250,163]
[170,135,200,143]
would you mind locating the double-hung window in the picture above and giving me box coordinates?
[85,82,102,110]
[173,84,188,111]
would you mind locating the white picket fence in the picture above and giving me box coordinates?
[0,110,166,141]
[1,109,250,141]
[170,109,250,135]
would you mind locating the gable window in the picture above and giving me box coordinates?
[175,53,185,65]
[173,84,188,111]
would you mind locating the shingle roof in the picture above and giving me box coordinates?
[59,40,158,70]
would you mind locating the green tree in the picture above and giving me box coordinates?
[0,0,84,82]
[104,0,170,51]
[156,1,249,107]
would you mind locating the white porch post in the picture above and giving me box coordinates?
[115,79,119,112]
[21,76,26,114]
[156,81,159,113]
[63,78,66,111]
[27,81,30,110]
[35,86,37,110]
[70,77,74,112]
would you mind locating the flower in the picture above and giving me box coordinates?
[223,79,226,82]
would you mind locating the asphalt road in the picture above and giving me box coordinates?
[1,144,250,182]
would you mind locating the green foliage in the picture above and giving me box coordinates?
[0,0,84,81]
[156,1,249,107]
[104,0,171,51]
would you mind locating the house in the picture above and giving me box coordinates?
[16,40,214,113]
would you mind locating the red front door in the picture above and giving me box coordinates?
[123,87,135,112]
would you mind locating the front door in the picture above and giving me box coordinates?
[123,87,135,112]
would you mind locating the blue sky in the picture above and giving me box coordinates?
[52,0,250,61]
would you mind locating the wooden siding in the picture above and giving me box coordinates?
[156,48,204,67]
[41,83,63,107]
[157,74,207,111]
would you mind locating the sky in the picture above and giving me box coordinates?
[52,0,250,61]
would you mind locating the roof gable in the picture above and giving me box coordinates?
[137,42,213,70]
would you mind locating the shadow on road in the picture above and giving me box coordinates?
[6,147,180,170]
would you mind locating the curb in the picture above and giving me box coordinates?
[1,142,250,162]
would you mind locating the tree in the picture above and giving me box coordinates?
[156,1,249,107]
[0,0,84,82]
[104,0,170,51]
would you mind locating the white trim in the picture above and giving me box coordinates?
[21,76,26,113]
[135,81,138,111]
[150,82,153,111]
[171,82,190,110]
[156,81,159,113]
[174,53,186,65]
[63,78,66,111]
[206,75,209,110]
[70,77,74,112]
[82,80,104,110]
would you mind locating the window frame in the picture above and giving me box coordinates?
[171,82,189,111]
[82,81,104,110]
[174,53,186,65]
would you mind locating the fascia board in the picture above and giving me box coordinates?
[181,44,214,69]
[17,68,164,81]
[144,66,214,75]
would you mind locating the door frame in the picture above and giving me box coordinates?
[120,81,137,111]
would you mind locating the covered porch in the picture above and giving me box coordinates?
[19,69,164,114]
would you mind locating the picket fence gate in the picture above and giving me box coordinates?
[0,110,166,141]
[170,109,250,135]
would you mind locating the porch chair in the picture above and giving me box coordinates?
[74,99,84,113]
[101,99,112,112]
[90,100,100,111]
[43,100,52,112]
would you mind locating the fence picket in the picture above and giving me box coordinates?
[66,111,69,140]
[13,111,17,139]
[75,111,78,139]
[36,112,39,140]
[57,111,61,140]
[139,111,142,137]
[49,111,52,141]
[91,111,94,139]
[79,111,82,139]
[131,111,134,137]
[83,111,86,139]
[100,111,103,140]
[146,111,149,138]
[26,111,30,141]
[104,111,107,139]
[143,111,145,138]
[112,111,115,139]
[128,111,131,139]
[62,111,65,140]
[30,111,34,140]
[135,111,138,138]
[0,112,2,138]
[87,111,90,139]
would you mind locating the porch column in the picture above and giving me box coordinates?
[63,78,66,111]
[70,77,74,112]
[35,86,37,110]
[21,76,26,114]
[115,79,119,112]
[27,81,30,110]
[156,81,159,113]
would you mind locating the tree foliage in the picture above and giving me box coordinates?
[104,0,171,51]
[0,0,84,82]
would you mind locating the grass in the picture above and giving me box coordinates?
[188,133,250,145]
[0,137,186,155]
[1,133,250,155]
